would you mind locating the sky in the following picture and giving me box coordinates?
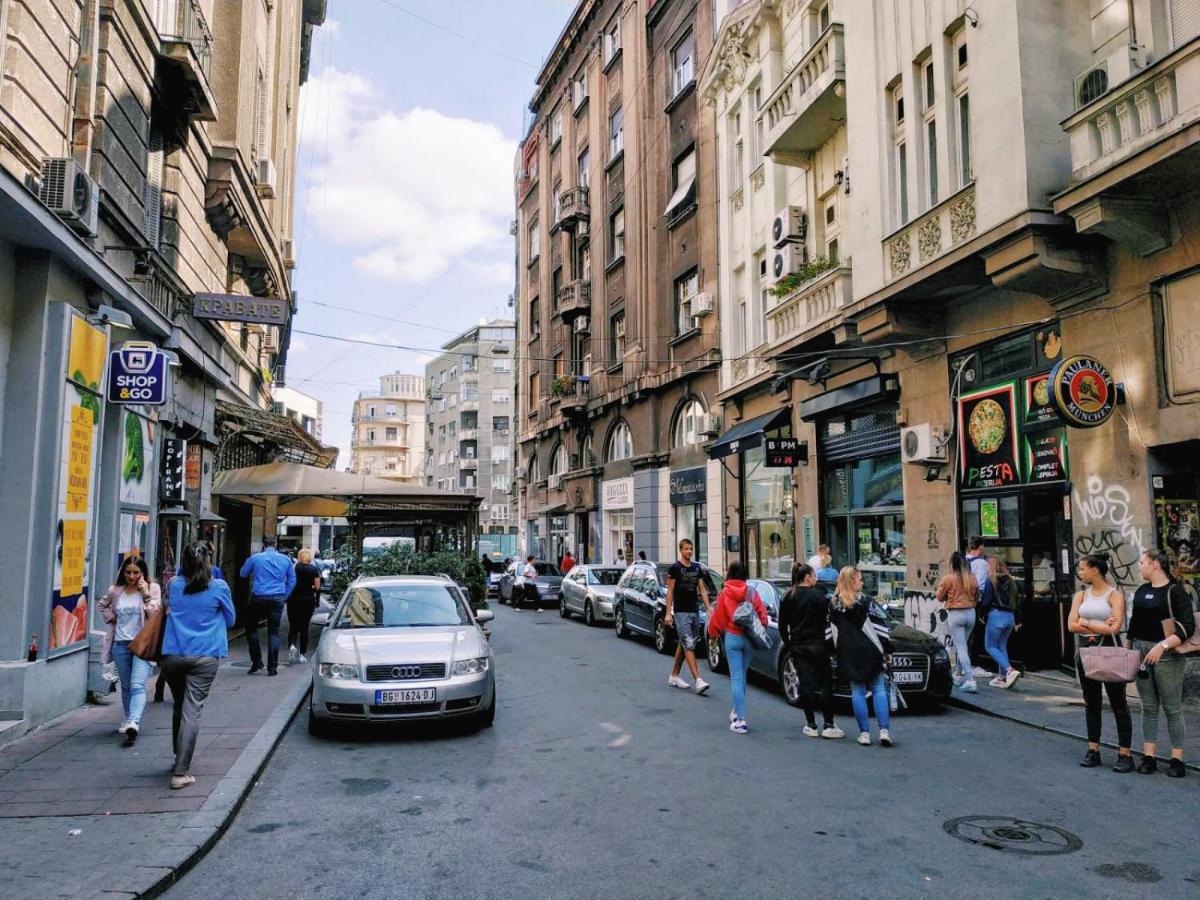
[286,0,575,466]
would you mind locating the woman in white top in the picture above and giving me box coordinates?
[98,556,162,746]
[1067,553,1133,772]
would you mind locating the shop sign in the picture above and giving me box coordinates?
[1024,428,1068,484]
[1049,355,1116,428]
[107,341,167,406]
[958,383,1020,490]
[1023,374,1057,426]
[185,443,203,491]
[161,438,186,502]
[764,437,802,467]
[192,292,289,326]
[602,477,633,510]
[669,466,706,505]
[980,499,1000,539]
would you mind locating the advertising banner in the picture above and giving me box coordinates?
[958,382,1020,490]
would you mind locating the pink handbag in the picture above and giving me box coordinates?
[1078,634,1140,683]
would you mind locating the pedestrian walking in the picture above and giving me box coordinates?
[1068,553,1133,772]
[239,535,295,675]
[984,557,1022,689]
[518,555,538,609]
[98,557,161,747]
[1130,548,1195,778]
[936,551,979,692]
[160,542,235,790]
[828,567,893,747]
[706,560,767,734]
[665,538,711,696]
[560,549,576,575]
[778,563,842,739]
[287,548,322,665]
[814,552,839,583]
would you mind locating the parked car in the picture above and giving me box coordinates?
[612,561,723,654]
[559,565,625,626]
[705,580,952,707]
[308,575,496,736]
[498,561,563,608]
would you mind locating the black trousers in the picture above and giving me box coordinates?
[791,640,836,727]
[245,594,286,671]
[286,595,316,654]
[1077,655,1133,747]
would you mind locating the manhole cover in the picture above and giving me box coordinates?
[944,817,1082,855]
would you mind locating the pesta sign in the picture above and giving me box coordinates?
[192,292,289,326]
[107,341,167,406]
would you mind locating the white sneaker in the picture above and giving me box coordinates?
[879,729,893,747]
[962,680,978,693]
[297,653,307,664]
[667,675,691,690]
[287,645,298,665]
[1003,667,1022,688]
[730,720,748,734]
[857,732,871,746]
[821,725,845,739]
[802,724,821,738]
[693,678,710,696]
[117,721,130,734]
[989,677,1006,688]
[730,710,737,723]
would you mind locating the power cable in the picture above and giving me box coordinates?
[371,0,541,70]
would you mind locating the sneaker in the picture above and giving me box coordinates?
[287,645,298,665]
[247,663,263,675]
[116,721,131,734]
[693,678,710,696]
[857,732,871,746]
[988,677,1006,688]
[961,680,978,694]
[730,720,748,734]
[971,666,991,678]
[730,710,737,723]
[879,729,893,747]
[667,675,691,690]
[170,774,196,790]
[1080,749,1102,768]
[1113,755,1135,774]
[1003,667,1022,688]
[1136,755,1157,774]
[802,724,821,738]
[122,724,138,747]
[821,725,845,740]
[1167,759,1187,779]
[951,672,964,687]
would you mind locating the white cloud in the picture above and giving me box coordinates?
[300,69,516,284]
[322,17,340,37]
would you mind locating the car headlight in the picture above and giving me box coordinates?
[934,649,950,666]
[319,662,359,680]
[451,657,490,676]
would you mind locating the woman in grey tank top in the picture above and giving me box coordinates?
[1067,553,1133,772]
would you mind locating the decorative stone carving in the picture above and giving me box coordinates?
[732,358,749,383]
[917,216,942,262]
[750,166,765,191]
[888,234,911,278]
[949,190,976,244]
[731,187,744,212]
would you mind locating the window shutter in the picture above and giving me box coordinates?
[254,71,269,159]
[144,130,164,247]
[1171,0,1200,47]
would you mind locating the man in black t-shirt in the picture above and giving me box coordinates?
[666,538,711,695]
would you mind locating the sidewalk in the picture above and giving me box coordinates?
[0,640,311,899]
[949,667,1200,772]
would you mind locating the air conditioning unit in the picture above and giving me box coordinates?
[281,238,295,263]
[548,474,564,490]
[256,157,277,198]
[771,206,806,247]
[698,413,720,438]
[574,315,591,335]
[1073,44,1145,110]
[39,158,99,237]
[694,291,715,317]
[771,243,808,283]
[900,424,948,464]
[262,328,279,353]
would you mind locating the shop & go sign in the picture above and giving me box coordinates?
[107,341,167,405]
[1049,355,1116,428]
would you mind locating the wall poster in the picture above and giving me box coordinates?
[958,382,1020,490]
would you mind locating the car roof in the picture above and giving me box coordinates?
[350,575,457,587]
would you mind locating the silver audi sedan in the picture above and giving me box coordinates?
[559,565,624,625]
[308,575,496,735]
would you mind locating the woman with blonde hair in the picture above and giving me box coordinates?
[287,547,322,665]
[936,551,979,692]
[827,566,893,747]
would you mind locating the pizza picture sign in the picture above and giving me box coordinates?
[1049,355,1116,428]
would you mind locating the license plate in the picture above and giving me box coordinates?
[893,671,923,685]
[375,688,437,705]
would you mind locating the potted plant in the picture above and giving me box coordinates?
[767,256,838,299]
[549,375,577,398]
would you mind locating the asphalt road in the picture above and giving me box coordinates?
[167,603,1199,899]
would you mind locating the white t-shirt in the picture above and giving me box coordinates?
[807,555,824,571]
[114,590,144,642]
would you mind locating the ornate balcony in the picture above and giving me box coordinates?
[883,184,977,283]
[558,377,590,416]
[555,187,590,230]
[556,279,591,321]
[155,0,218,122]
[766,265,853,351]
[762,24,845,163]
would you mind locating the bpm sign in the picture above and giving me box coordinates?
[107,341,167,406]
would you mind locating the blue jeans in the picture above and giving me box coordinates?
[850,671,891,733]
[984,610,1015,674]
[111,640,152,727]
[945,608,976,679]
[725,632,752,722]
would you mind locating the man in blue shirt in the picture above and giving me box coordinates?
[239,535,295,675]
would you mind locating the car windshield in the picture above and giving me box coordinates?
[535,563,561,577]
[587,568,623,586]
[334,584,468,628]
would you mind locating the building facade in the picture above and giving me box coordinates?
[273,384,333,551]
[514,0,723,568]
[273,384,324,441]
[424,320,518,557]
[0,0,327,731]
[350,372,426,482]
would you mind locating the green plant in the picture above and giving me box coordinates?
[330,542,489,609]
[767,256,837,298]
[549,375,576,398]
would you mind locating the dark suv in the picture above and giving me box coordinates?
[612,561,722,654]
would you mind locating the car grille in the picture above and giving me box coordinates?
[368,702,441,715]
[364,663,446,682]
[891,653,931,689]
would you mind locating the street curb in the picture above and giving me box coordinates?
[947,695,1200,773]
[137,671,312,898]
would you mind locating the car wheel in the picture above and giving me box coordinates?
[614,604,630,639]
[559,595,571,619]
[653,616,672,655]
[307,707,330,738]
[707,635,728,674]
[780,653,804,708]
[584,600,595,627]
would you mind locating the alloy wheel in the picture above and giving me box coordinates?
[560,595,570,618]
[615,606,629,639]
[584,601,594,627]
[781,654,802,706]
[654,617,670,654]
[707,636,727,674]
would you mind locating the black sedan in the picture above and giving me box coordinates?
[612,561,723,654]
[498,561,563,609]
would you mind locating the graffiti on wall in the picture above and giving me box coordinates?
[1072,475,1147,587]
[900,590,953,652]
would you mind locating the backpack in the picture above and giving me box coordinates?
[977,573,997,613]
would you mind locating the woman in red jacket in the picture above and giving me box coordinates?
[707,560,768,734]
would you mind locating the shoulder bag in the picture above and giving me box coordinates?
[1077,630,1140,683]
[129,593,168,661]
[1167,583,1200,654]
[732,588,773,651]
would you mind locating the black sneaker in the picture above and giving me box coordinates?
[1167,759,1187,779]
[1112,755,1134,774]
[1079,749,1102,768]
[247,663,263,675]
[1136,755,1157,774]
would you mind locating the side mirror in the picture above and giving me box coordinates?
[475,609,495,624]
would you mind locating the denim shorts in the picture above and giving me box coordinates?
[674,612,702,652]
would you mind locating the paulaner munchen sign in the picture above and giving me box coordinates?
[192,292,288,326]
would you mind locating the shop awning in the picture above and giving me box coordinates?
[706,407,792,459]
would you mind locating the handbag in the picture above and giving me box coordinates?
[732,588,772,651]
[1167,583,1200,654]
[1077,632,1140,683]
[129,595,168,661]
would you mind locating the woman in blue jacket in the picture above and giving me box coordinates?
[160,542,236,790]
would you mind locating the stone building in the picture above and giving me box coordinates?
[350,372,426,483]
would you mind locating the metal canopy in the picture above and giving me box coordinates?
[706,407,792,459]
[215,401,339,469]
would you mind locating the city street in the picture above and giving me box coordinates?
[168,605,1198,899]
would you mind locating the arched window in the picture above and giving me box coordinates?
[527,454,540,482]
[672,398,707,447]
[580,434,594,467]
[606,420,634,462]
[550,442,568,475]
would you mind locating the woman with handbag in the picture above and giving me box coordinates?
[935,551,978,693]
[828,567,893,747]
[706,560,767,735]
[1068,553,1133,772]
[98,557,161,747]
[160,542,236,790]
[1130,548,1196,778]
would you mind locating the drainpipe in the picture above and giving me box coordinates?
[71,0,101,170]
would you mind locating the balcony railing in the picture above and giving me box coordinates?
[556,279,591,320]
[762,24,845,160]
[156,0,217,121]
[460,399,479,412]
[459,429,479,441]
[766,264,853,349]
[559,377,590,415]
[883,183,977,283]
[460,457,479,470]
[128,248,185,321]
[555,187,590,230]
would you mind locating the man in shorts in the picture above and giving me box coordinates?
[665,538,710,695]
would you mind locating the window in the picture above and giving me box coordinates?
[733,298,747,357]
[491,358,512,373]
[529,373,540,406]
[610,207,625,260]
[492,415,509,432]
[671,30,694,97]
[922,59,935,111]
[448,394,457,408]
[491,505,511,523]
[572,68,588,110]
[528,218,540,262]
[493,475,511,492]
[529,297,540,339]
[577,147,590,190]
[891,83,909,225]
[367,429,376,442]
[528,454,540,482]
[729,109,743,183]
[580,434,594,466]
[665,147,696,221]
[750,84,764,163]
[673,398,706,447]
[385,404,397,416]
[675,270,699,335]
[552,182,563,224]
[950,29,971,187]
[553,352,565,377]
[550,109,563,146]
[925,118,938,207]
[144,130,164,247]
[817,2,830,31]
[609,107,624,161]
[611,311,626,362]
[491,445,511,463]
[492,388,510,404]
[603,17,621,65]
[893,84,905,125]
[606,421,634,461]
[822,192,841,263]
[581,244,592,281]
[367,405,377,417]
[957,92,972,186]
[385,427,397,441]
[551,443,568,475]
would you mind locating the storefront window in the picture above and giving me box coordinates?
[743,444,794,580]
[822,452,905,598]
[674,503,708,562]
